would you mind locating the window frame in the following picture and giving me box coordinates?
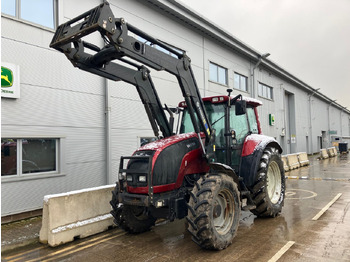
[258,82,274,100]
[209,62,228,86]
[1,137,64,182]
[234,72,248,92]
[1,0,57,30]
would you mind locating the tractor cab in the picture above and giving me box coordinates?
[179,93,262,173]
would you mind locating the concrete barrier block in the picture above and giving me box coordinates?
[297,152,310,166]
[281,156,290,172]
[328,147,337,157]
[40,185,115,247]
[320,148,329,159]
[286,154,300,170]
[332,147,338,156]
[327,147,335,157]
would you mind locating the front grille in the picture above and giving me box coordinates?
[124,150,154,188]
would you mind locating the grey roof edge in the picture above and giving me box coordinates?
[142,0,350,114]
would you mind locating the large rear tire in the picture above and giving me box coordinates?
[251,147,285,217]
[186,172,240,250]
[110,185,156,234]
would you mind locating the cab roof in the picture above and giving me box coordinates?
[178,95,263,108]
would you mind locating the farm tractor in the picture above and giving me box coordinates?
[50,1,285,250]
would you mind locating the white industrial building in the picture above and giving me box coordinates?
[2,0,350,219]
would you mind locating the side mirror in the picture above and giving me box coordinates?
[235,100,247,115]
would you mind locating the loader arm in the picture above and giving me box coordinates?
[50,1,212,144]
[57,38,172,138]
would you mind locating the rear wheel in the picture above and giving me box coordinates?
[110,185,156,233]
[186,172,240,250]
[251,147,285,217]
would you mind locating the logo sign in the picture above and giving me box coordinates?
[1,62,20,98]
[1,67,13,87]
[269,114,275,126]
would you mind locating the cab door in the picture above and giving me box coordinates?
[229,106,250,172]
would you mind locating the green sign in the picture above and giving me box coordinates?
[269,114,275,126]
[1,66,13,87]
[1,62,20,98]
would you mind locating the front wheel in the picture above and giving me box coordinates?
[186,172,240,250]
[251,147,285,217]
[110,185,156,233]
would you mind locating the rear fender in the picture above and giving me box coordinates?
[209,162,240,188]
[240,136,282,188]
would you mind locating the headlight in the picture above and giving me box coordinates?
[126,175,133,182]
[139,175,146,182]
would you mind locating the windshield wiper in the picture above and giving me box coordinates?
[211,114,226,127]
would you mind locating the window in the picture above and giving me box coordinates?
[209,62,228,85]
[247,107,259,134]
[230,107,249,144]
[1,138,58,176]
[137,36,182,58]
[140,137,157,147]
[234,73,248,92]
[1,0,56,29]
[258,82,273,100]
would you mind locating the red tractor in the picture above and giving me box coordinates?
[51,2,285,250]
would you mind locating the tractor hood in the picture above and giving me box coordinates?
[129,132,204,191]
[137,132,200,153]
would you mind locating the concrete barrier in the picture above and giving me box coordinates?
[327,147,335,157]
[297,152,310,166]
[286,154,300,170]
[320,148,329,159]
[333,147,338,155]
[327,147,337,157]
[281,156,290,172]
[40,184,115,247]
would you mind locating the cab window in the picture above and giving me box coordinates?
[230,107,249,144]
[247,107,259,134]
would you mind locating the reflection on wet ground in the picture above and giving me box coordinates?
[2,154,350,261]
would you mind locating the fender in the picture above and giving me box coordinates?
[209,162,240,187]
[240,134,282,188]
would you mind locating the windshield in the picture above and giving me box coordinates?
[180,102,225,135]
[180,102,254,146]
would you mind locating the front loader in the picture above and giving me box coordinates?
[50,1,285,250]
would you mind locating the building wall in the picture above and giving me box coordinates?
[1,0,350,216]
[1,1,107,215]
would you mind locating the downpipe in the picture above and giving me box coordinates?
[105,77,113,184]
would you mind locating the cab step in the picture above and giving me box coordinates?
[242,205,256,211]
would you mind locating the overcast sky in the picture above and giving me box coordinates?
[183,0,350,109]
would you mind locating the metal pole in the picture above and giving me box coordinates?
[105,78,112,184]
[251,53,270,98]
[327,100,336,148]
[308,88,320,154]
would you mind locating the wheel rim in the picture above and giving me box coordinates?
[213,189,234,235]
[131,206,148,220]
[267,161,282,204]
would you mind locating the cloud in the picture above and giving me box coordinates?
[183,0,350,109]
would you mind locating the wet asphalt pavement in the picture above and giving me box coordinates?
[2,154,350,262]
